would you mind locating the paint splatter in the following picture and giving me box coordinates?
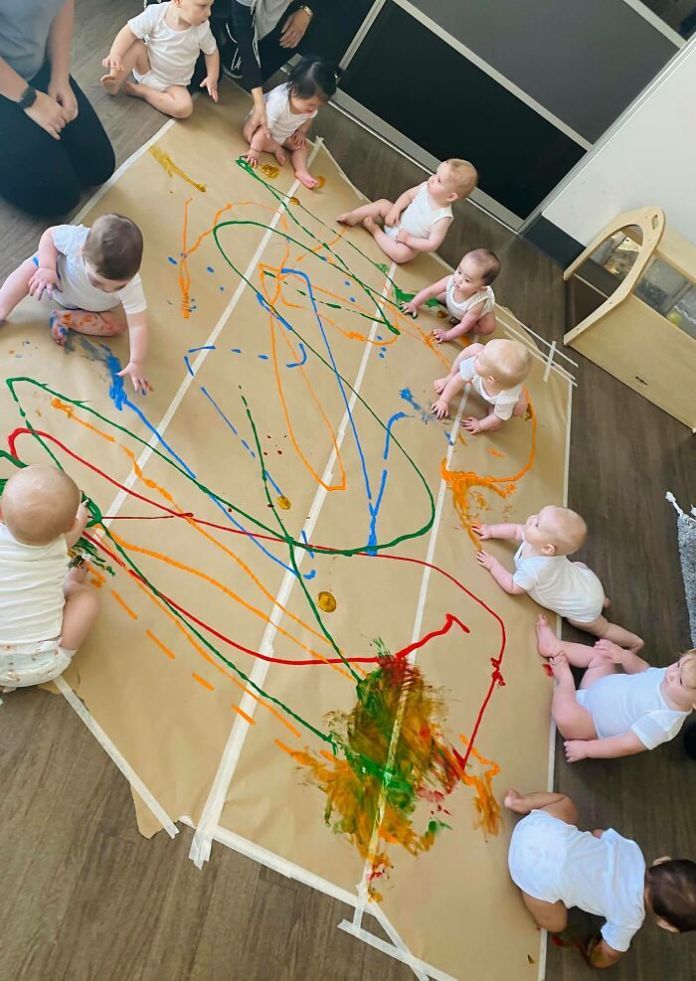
[317,590,336,613]
[260,164,280,179]
[277,495,291,510]
[279,651,472,899]
[149,145,207,192]
[315,176,326,189]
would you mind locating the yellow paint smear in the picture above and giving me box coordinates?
[149,145,207,192]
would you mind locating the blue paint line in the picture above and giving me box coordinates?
[230,348,242,354]
[300,529,316,559]
[206,266,215,273]
[365,410,408,552]
[257,354,269,360]
[285,341,307,369]
[167,256,178,265]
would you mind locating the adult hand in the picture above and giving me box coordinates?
[280,8,312,49]
[28,266,60,301]
[248,100,270,140]
[117,361,152,395]
[48,75,78,122]
[200,75,218,102]
[24,90,68,140]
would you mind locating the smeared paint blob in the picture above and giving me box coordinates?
[279,652,479,899]
[277,495,291,511]
[260,164,280,179]
[290,196,300,205]
[315,175,326,189]
[458,736,501,837]
[149,145,207,192]
[317,590,336,613]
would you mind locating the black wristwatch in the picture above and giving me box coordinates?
[18,85,37,110]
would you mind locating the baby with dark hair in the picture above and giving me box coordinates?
[0,213,150,394]
[242,55,339,189]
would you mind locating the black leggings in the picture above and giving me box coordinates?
[0,62,115,218]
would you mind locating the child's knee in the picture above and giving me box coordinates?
[170,91,193,119]
[102,314,127,337]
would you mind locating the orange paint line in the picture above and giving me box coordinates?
[50,398,116,442]
[231,704,256,725]
[110,588,138,619]
[146,628,176,660]
[192,672,215,691]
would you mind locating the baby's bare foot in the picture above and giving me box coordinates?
[433,376,448,394]
[100,73,121,95]
[536,613,560,659]
[295,169,318,190]
[549,652,572,683]
[603,596,611,609]
[337,212,358,226]
[49,311,69,346]
[503,789,525,812]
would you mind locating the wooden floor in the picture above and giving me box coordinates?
[1,2,695,978]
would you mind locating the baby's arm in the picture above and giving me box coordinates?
[396,217,452,254]
[103,24,136,73]
[434,302,485,343]
[117,312,150,394]
[474,551,526,594]
[200,48,220,102]
[593,639,650,674]
[65,503,91,550]
[29,226,61,300]
[473,522,524,542]
[564,732,645,762]
[464,411,505,435]
[401,275,449,316]
[385,186,417,227]
[245,125,285,165]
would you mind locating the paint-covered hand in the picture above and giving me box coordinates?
[244,147,261,168]
[472,523,492,540]
[432,327,451,343]
[463,416,482,434]
[48,76,78,122]
[117,361,152,395]
[564,740,588,763]
[474,549,496,571]
[29,265,60,301]
[400,300,418,317]
[431,397,449,420]
[200,75,218,102]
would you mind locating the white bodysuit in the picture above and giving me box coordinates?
[445,278,495,321]
[386,182,453,242]
[264,82,317,144]
[128,2,217,91]
[458,355,522,421]
[512,541,605,622]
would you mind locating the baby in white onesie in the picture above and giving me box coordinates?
[0,466,98,691]
[101,0,219,119]
[504,789,696,968]
[475,505,644,651]
[402,248,498,343]
[338,159,478,264]
[431,338,531,432]
[535,613,696,762]
[243,56,339,189]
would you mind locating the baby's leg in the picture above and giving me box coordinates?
[101,39,149,95]
[60,565,99,652]
[431,374,465,419]
[51,307,127,346]
[0,257,36,321]
[337,199,393,227]
[536,613,617,681]
[363,218,416,264]
[124,80,193,119]
[504,789,578,824]
[289,144,317,190]
[475,310,497,337]
[568,614,644,654]
[548,653,598,739]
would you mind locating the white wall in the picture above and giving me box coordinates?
[543,41,696,246]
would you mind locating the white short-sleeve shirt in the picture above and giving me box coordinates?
[508,809,646,953]
[128,2,217,88]
[445,279,495,321]
[0,523,68,644]
[576,667,691,748]
[458,354,521,421]
[49,225,147,316]
[385,182,453,242]
[264,82,317,143]
[512,542,605,621]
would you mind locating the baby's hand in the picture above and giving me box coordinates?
[395,228,410,245]
[384,208,400,228]
[274,146,287,165]
[102,53,124,74]
[244,148,260,167]
[401,300,418,317]
[200,76,218,102]
[475,549,495,571]
[28,266,60,301]
[472,523,491,540]
[564,740,588,763]
[463,416,482,434]
[117,361,152,396]
[286,131,306,150]
[593,638,626,664]
[432,327,450,343]
[431,397,449,420]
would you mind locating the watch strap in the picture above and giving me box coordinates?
[18,85,37,110]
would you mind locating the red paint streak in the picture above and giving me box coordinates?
[10,427,506,769]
